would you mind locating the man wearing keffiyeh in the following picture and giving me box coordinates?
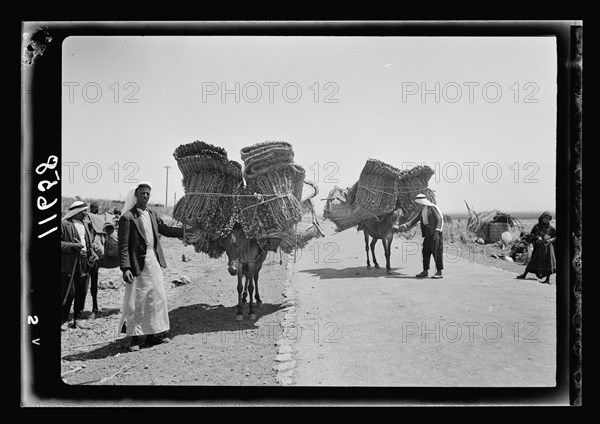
[117,181,183,351]
[396,193,445,279]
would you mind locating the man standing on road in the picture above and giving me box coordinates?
[85,201,102,318]
[395,193,445,279]
[61,201,98,330]
[117,181,183,352]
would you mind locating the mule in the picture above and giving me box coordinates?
[357,209,402,273]
[221,223,268,321]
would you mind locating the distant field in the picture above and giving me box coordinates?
[61,196,174,218]
[63,196,554,235]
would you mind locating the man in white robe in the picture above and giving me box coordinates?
[117,182,183,351]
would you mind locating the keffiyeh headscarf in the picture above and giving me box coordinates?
[122,181,153,213]
[414,193,444,230]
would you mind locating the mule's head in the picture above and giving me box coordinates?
[221,223,245,276]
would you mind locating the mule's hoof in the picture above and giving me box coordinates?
[374,264,381,269]
[255,301,263,309]
[248,313,257,320]
[366,265,371,270]
[235,314,243,321]
[386,269,392,274]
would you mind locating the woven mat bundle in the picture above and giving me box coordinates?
[278,186,325,254]
[238,141,305,239]
[354,159,403,217]
[172,141,243,257]
[394,165,435,213]
[323,185,362,232]
[181,225,226,258]
[241,141,295,177]
[174,141,233,178]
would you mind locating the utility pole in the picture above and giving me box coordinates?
[174,192,177,207]
[164,165,171,207]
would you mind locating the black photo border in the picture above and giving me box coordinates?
[21,20,581,407]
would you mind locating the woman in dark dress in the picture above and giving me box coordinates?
[516,211,557,284]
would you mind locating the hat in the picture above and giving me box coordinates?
[414,193,435,207]
[62,200,88,220]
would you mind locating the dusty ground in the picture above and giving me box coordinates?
[60,218,555,394]
[61,236,290,386]
[290,220,556,389]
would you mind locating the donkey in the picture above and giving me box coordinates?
[357,209,402,273]
[221,223,268,321]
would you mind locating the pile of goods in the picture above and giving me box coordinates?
[277,180,325,254]
[237,141,305,240]
[323,184,360,231]
[172,141,243,257]
[172,140,322,257]
[323,158,435,232]
[353,159,404,221]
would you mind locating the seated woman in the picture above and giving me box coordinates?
[516,211,557,284]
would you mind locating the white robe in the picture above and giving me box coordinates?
[118,209,170,337]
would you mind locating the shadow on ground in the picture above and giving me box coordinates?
[62,302,285,362]
[299,266,410,280]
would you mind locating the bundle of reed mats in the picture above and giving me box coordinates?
[353,159,403,220]
[172,141,243,256]
[238,141,306,238]
[236,182,303,240]
[323,185,363,232]
[270,198,325,254]
[240,141,305,201]
[394,164,436,213]
[182,225,225,258]
[173,141,231,178]
[240,141,295,177]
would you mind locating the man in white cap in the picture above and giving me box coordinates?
[61,200,99,330]
[117,182,183,352]
[396,193,445,279]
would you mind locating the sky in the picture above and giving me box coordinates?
[62,33,557,215]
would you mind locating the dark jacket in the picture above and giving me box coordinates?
[405,205,444,236]
[118,207,183,276]
[61,218,97,277]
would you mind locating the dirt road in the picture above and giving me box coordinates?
[286,221,556,387]
[61,220,556,391]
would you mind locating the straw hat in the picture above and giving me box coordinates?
[62,200,88,220]
[414,193,435,207]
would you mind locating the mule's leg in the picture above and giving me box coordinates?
[254,252,267,307]
[242,269,249,303]
[364,230,372,269]
[370,238,380,269]
[247,262,256,320]
[236,267,244,321]
[384,236,393,274]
